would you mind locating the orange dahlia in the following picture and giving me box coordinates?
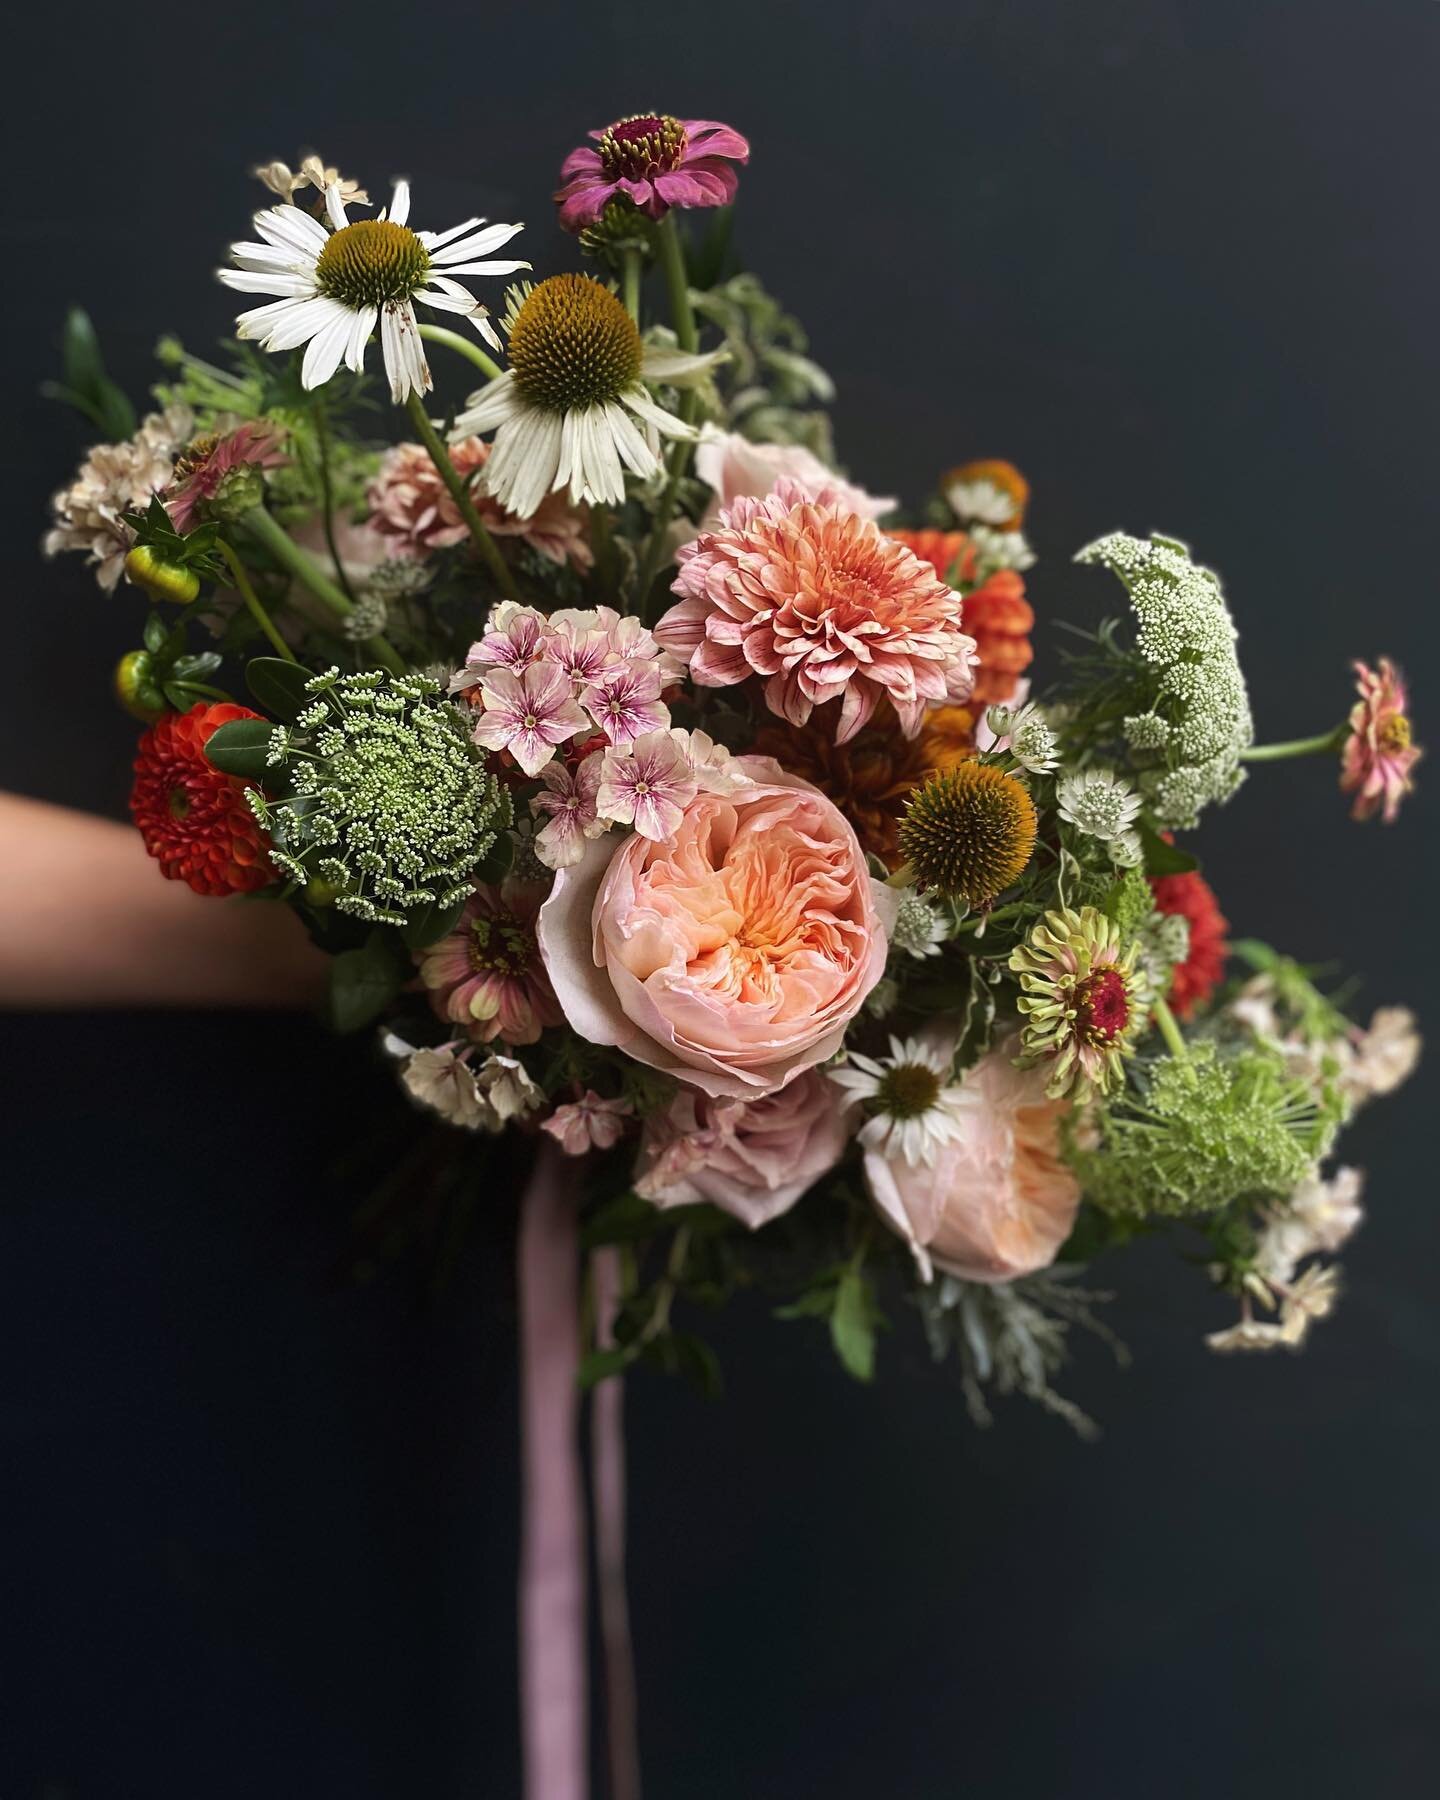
[130,702,274,896]
[887,530,1035,706]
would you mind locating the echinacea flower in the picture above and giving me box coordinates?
[472,662,590,776]
[451,275,717,516]
[897,763,1038,907]
[657,480,978,743]
[1009,906,1149,1100]
[220,179,528,403]
[1149,867,1229,1017]
[416,880,561,1045]
[531,754,606,870]
[366,439,592,568]
[830,1030,972,1168]
[45,404,194,592]
[543,1090,634,1155]
[164,422,288,532]
[1339,657,1420,823]
[596,730,696,839]
[129,702,274,895]
[554,114,749,232]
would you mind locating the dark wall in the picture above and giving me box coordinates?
[3,2,1437,1795]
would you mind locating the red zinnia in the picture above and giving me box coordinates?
[1149,869,1230,1017]
[130,702,274,896]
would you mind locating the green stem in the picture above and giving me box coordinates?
[1152,995,1188,1060]
[1240,724,1347,763]
[313,396,356,605]
[416,322,504,382]
[241,504,404,675]
[217,538,297,661]
[621,248,643,324]
[657,214,698,355]
[634,216,703,609]
[403,392,521,604]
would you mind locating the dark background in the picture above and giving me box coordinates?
[3,1,1437,1794]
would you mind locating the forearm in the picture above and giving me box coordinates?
[0,793,327,1010]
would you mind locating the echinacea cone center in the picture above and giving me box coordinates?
[316,219,430,309]
[508,274,644,411]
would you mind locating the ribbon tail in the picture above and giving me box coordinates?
[518,1137,587,1800]
[591,1247,641,1800]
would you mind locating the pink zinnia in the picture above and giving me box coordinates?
[555,114,749,233]
[656,479,978,743]
[416,880,561,1045]
[581,661,670,747]
[472,662,589,776]
[542,1090,633,1155]
[597,731,697,840]
[368,440,593,568]
[1340,657,1420,823]
[165,423,287,533]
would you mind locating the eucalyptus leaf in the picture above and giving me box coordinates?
[246,656,313,723]
[327,930,406,1034]
[203,718,274,779]
[831,1266,876,1383]
[401,894,467,952]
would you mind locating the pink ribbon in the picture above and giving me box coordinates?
[591,1248,641,1800]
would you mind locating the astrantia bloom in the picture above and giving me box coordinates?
[367,439,592,569]
[657,481,978,743]
[1010,906,1148,1100]
[555,115,749,232]
[1056,766,1142,844]
[471,663,590,776]
[417,880,561,1046]
[1340,657,1420,823]
[1149,867,1229,1017]
[129,702,274,896]
[165,422,288,532]
[829,1030,971,1168]
[452,275,716,516]
[220,179,528,402]
[986,700,1059,774]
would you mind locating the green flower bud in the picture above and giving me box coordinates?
[113,649,168,722]
[204,463,268,524]
[124,544,200,605]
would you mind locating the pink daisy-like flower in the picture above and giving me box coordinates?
[581,660,671,747]
[1340,657,1420,823]
[542,1090,634,1155]
[472,662,589,775]
[597,730,697,840]
[531,753,606,869]
[555,114,750,233]
[165,422,288,532]
[416,880,561,1045]
[656,479,978,743]
[367,439,593,568]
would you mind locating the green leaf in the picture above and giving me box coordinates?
[400,894,467,952]
[62,307,105,398]
[664,1330,723,1398]
[473,831,514,884]
[47,309,136,440]
[830,1266,876,1383]
[246,656,313,723]
[203,718,273,779]
[1138,823,1200,877]
[577,1344,639,1389]
[773,1288,836,1321]
[171,651,223,683]
[143,612,168,654]
[327,929,406,1034]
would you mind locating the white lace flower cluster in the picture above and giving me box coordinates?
[1077,531,1254,829]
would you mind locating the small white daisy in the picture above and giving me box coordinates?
[829,1033,970,1168]
[219,178,529,403]
[946,473,1018,527]
[451,273,720,517]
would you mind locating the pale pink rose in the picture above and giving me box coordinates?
[634,1070,849,1227]
[542,1090,633,1155]
[537,762,894,1098]
[863,1042,1080,1283]
[694,428,895,524]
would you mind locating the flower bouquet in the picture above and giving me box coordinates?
[46,114,1421,1794]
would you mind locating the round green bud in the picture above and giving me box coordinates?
[124,545,200,605]
[113,650,167,722]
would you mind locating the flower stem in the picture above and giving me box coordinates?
[1153,995,1189,1059]
[656,214,698,356]
[403,391,521,604]
[240,504,404,675]
[621,249,643,324]
[416,322,504,382]
[633,217,704,610]
[1240,724,1348,763]
[217,538,297,662]
[313,395,357,605]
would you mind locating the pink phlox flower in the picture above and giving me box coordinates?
[472,661,589,775]
[581,658,671,747]
[597,730,697,840]
[542,1090,634,1155]
[667,728,753,794]
[531,753,606,869]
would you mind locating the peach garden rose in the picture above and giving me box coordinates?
[537,761,893,1097]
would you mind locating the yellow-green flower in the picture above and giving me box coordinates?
[1009,905,1148,1099]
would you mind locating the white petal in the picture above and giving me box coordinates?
[254,205,330,256]
[621,385,694,439]
[232,296,313,338]
[576,406,623,506]
[345,305,377,372]
[640,346,725,384]
[262,295,353,353]
[416,216,487,251]
[301,306,354,388]
[414,284,481,315]
[602,400,660,480]
[229,241,315,276]
[325,183,349,231]
[429,258,531,278]
[452,371,522,435]
[429,221,526,264]
[485,406,561,518]
[389,179,411,226]
[219,268,318,297]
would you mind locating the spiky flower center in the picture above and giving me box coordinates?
[468,911,536,978]
[1074,967,1130,1042]
[598,114,687,181]
[508,275,644,411]
[172,435,219,481]
[1379,713,1411,752]
[898,762,1038,906]
[316,220,430,309]
[876,1063,942,1119]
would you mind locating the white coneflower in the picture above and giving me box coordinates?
[829,1033,970,1168]
[451,273,719,517]
[219,179,528,403]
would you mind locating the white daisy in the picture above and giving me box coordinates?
[829,1032,970,1168]
[451,273,720,517]
[219,179,529,404]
